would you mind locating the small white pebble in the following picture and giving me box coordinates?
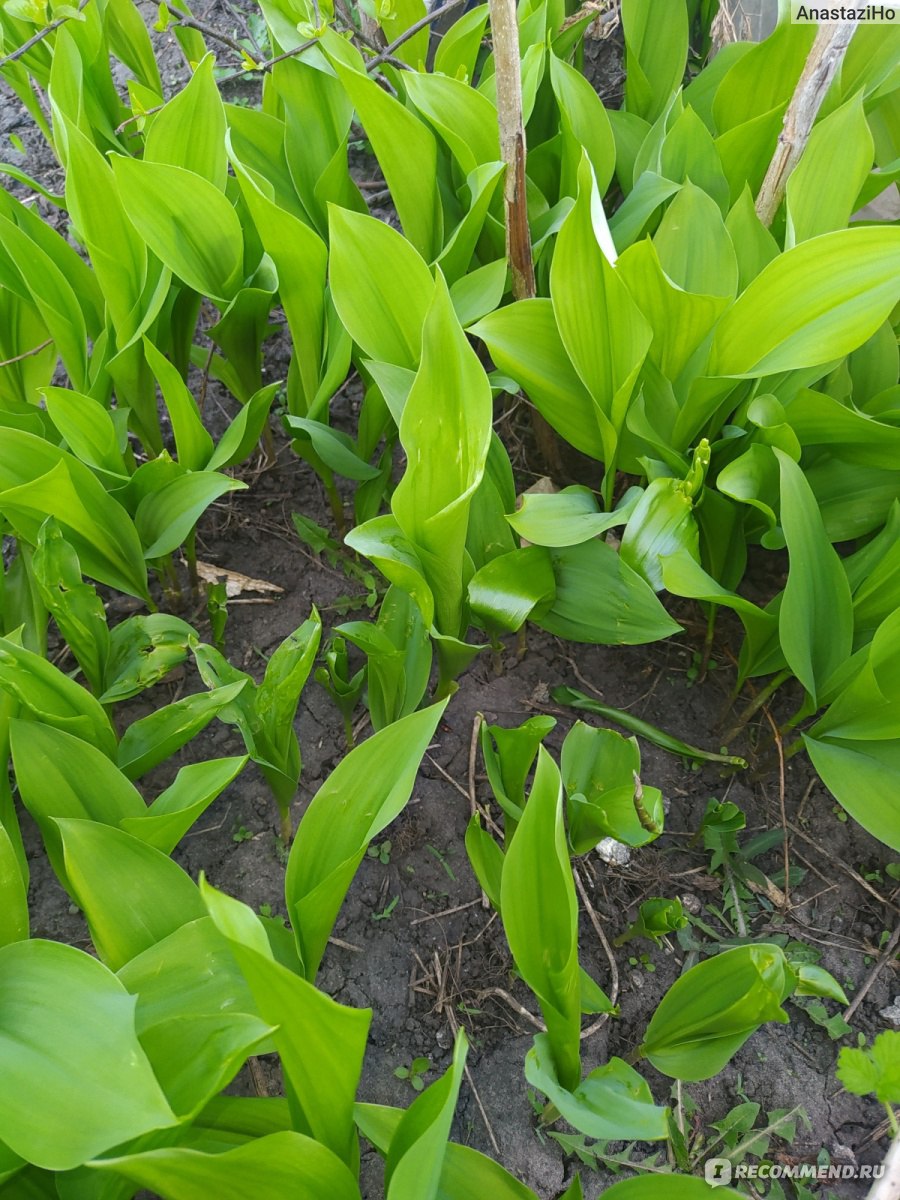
[595,838,631,866]
[879,998,900,1027]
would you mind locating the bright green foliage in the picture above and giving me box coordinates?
[638,945,793,1081]
[191,613,322,837]
[837,1032,900,1105]
[285,701,447,978]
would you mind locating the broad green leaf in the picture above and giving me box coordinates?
[501,750,580,1089]
[285,418,380,482]
[561,722,662,852]
[617,240,727,385]
[448,258,507,328]
[355,1102,539,1200]
[653,181,738,298]
[639,945,792,1081]
[91,1134,361,1200]
[0,431,148,598]
[468,546,556,635]
[471,300,604,459]
[550,155,651,473]
[0,939,176,1170]
[525,1035,668,1141]
[506,486,640,548]
[325,33,440,259]
[535,540,682,645]
[227,136,327,415]
[404,72,499,177]
[783,387,900,471]
[659,104,730,213]
[116,682,248,780]
[0,823,27,946]
[206,382,279,471]
[120,756,248,854]
[786,93,873,245]
[621,0,688,122]
[58,819,205,970]
[776,450,853,705]
[385,1031,468,1200]
[619,445,708,592]
[202,881,369,1166]
[805,736,900,851]
[481,715,557,830]
[391,274,492,639]
[725,185,779,291]
[709,228,900,378]
[61,120,145,335]
[110,158,244,303]
[135,471,246,560]
[0,635,116,758]
[101,612,195,704]
[433,3,488,80]
[376,0,428,65]
[144,54,227,190]
[10,720,144,889]
[143,338,214,471]
[711,22,815,133]
[285,702,447,978]
[549,51,616,195]
[32,517,109,696]
[41,387,127,478]
[329,207,434,370]
[118,917,257,1035]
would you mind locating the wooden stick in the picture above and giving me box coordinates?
[488,0,535,301]
[755,20,857,228]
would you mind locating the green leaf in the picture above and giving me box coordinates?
[324,32,440,259]
[32,517,109,696]
[391,272,492,639]
[100,612,195,704]
[550,50,616,195]
[329,207,434,370]
[501,750,580,1090]
[135,471,246,560]
[116,682,248,780]
[535,540,682,645]
[506,486,640,548]
[120,756,248,854]
[638,944,792,1081]
[144,54,227,190]
[709,228,900,378]
[621,0,688,122]
[110,157,244,303]
[385,1030,468,1200]
[0,431,149,599]
[143,338,214,471]
[786,92,873,245]
[285,702,446,978]
[468,546,556,635]
[202,881,369,1167]
[91,1134,362,1200]
[0,939,176,1170]
[525,1035,668,1141]
[470,300,604,459]
[0,635,116,758]
[550,155,651,474]
[10,720,144,889]
[653,181,738,298]
[776,449,853,705]
[58,819,206,970]
[404,72,499,177]
[0,823,27,947]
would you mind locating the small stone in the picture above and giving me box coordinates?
[880,997,900,1026]
[680,893,702,916]
[435,1027,452,1049]
[595,838,631,866]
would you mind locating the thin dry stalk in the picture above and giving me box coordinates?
[755,20,857,227]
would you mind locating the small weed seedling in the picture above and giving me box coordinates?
[394,1056,430,1092]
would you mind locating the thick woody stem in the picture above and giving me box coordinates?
[489,0,536,301]
[755,20,857,228]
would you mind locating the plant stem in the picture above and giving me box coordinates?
[342,711,355,751]
[721,668,791,744]
[279,806,293,845]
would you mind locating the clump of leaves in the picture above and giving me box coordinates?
[838,1032,900,1133]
